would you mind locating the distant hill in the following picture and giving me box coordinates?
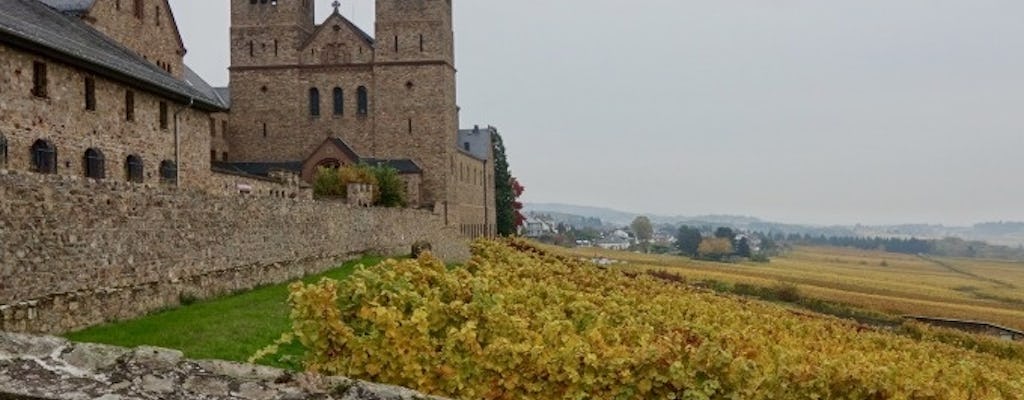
[524,202,1024,247]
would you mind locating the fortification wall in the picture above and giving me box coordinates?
[0,170,468,334]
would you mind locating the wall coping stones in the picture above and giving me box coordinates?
[0,332,448,400]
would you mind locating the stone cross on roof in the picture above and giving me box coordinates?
[331,0,341,12]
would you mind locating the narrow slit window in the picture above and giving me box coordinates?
[32,62,48,98]
[84,77,96,111]
[125,90,135,121]
[0,135,8,168]
[159,101,168,129]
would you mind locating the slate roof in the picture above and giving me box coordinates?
[184,66,230,109]
[36,0,94,15]
[318,137,422,174]
[327,137,361,162]
[0,0,225,111]
[212,161,303,177]
[360,158,423,174]
[213,87,231,109]
[457,125,495,161]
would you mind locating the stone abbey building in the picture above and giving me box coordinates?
[0,0,496,237]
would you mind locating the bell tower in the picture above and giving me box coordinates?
[374,0,454,65]
[372,0,458,209]
[230,0,316,67]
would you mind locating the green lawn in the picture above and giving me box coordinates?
[66,256,385,370]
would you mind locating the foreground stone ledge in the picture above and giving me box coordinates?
[0,332,447,400]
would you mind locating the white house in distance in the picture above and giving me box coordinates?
[522,216,557,238]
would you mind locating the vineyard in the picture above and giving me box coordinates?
[264,240,1024,399]
[547,244,1024,331]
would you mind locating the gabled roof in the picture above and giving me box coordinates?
[36,0,95,15]
[0,0,224,111]
[327,137,361,162]
[38,0,186,54]
[303,137,422,175]
[300,9,375,51]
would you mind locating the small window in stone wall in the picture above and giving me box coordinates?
[84,77,96,111]
[159,160,177,184]
[333,87,343,115]
[84,148,105,180]
[222,152,228,162]
[159,101,169,129]
[210,150,217,163]
[126,154,144,183]
[309,88,321,117]
[31,139,56,174]
[222,120,228,137]
[357,86,368,115]
[32,61,48,98]
[0,135,7,168]
[134,0,144,19]
[125,90,135,121]
[209,118,216,137]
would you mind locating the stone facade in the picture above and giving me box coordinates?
[83,0,186,79]
[0,43,210,188]
[226,0,496,237]
[0,332,449,399]
[0,171,468,334]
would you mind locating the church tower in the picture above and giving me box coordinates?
[229,0,316,67]
[372,0,459,211]
[227,0,319,163]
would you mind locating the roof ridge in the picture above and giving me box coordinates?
[0,0,224,110]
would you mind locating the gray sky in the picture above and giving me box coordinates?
[170,0,1024,226]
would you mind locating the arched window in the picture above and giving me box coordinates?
[317,158,341,170]
[125,154,144,183]
[84,148,105,180]
[309,88,320,117]
[332,87,343,116]
[0,135,7,168]
[31,139,56,174]
[357,86,368,115]
[159,160,177,184]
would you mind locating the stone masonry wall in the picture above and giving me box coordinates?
[0,43,211,189]
[0,332,448,399]
[0,171,468,334]
[85,0,186,79]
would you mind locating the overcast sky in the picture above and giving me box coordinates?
[170,1,1024,226]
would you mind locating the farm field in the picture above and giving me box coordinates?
[543,244,1024,331]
